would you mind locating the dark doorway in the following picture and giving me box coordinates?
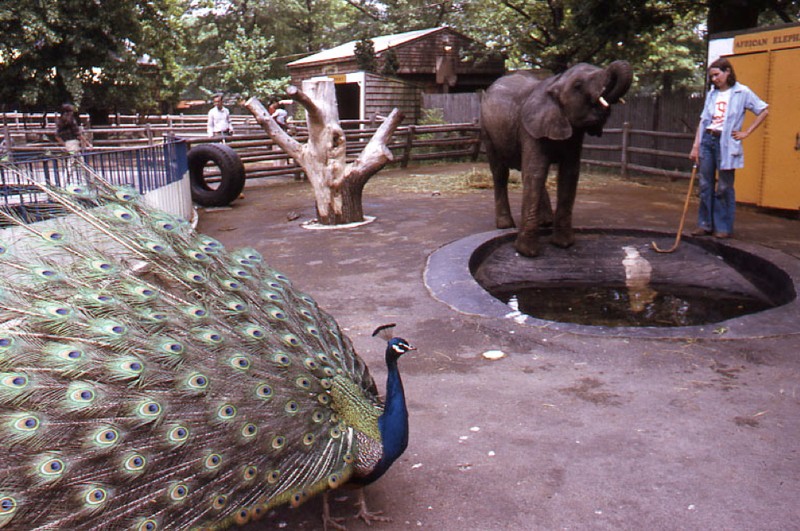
[335,83,360,125]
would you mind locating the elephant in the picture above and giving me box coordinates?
[480,61,633,257]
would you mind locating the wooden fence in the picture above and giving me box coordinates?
[2,112,695,181]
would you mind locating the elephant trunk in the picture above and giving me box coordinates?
[600,61,633,105]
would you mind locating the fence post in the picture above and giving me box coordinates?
[471,128,482,161]
[145,124,154,145]
[401,125,415,168]
[621,121,630,179]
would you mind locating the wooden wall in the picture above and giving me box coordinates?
[364,74,421,124]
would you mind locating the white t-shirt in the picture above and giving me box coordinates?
[708,89,731,132]
[207,106,233,136]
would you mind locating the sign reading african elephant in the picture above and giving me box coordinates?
[480,61,632,257]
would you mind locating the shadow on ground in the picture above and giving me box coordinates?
[197,162,800,531]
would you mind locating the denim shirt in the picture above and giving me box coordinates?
[699,82,768,170]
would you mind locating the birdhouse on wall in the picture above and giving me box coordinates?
[435,36,458,91]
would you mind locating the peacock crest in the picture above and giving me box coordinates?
[0,161,398,530]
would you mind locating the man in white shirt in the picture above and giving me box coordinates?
[207,95,233,137]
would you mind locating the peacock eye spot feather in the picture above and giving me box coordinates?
[272,353,290,367]
[243,465,257,480]
[204,453,222,470]
[284,401,299,414]
[0,496,17,514]
[311,411,324,423]
[167,425,189,444]
[217,404,237,420]
[255,384,273,400]
[343,453,354,464]
[282,334,300,348]
[241,423,257,437]
[0,337,12,348]
[329,427,342,439]
[295,377,311,390]
[124,454,146,471]
[302,433,315,446]
[94,427,120,446]
[138,519,158,531]
[68,350,81,359]
[267,470,280,484]
[317,394,331,405]
[169,483,189,501]
[271,436,285,450]
[230,356,250,370]
[303,358,318,371]
[84,487,108,506]
[212,494,227,510]
[327,473,341,488]
[186,373,209,390]
[15,415,40,431]
[2,374,29,388]
[39,457,66,476]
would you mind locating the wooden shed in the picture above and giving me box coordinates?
[286,27,505,124]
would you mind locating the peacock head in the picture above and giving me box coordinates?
[386,337,415,360]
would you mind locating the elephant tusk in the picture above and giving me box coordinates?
[598,96,609,108]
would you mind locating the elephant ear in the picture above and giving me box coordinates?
[521,78,572,140]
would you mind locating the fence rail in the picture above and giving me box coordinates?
[583,123,695,179]
[3,116,692,182]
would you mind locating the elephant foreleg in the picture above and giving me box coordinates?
[515,151,550,257]
[538,187,554,227]
[490,160,515,229]
[550,158,581,249]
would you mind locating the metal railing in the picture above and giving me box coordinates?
[1,140,189,217]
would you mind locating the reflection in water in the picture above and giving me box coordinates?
[621,246,657,313]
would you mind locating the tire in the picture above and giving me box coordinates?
[187,143,245,207]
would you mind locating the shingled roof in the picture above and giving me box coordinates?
[287,27,443,67]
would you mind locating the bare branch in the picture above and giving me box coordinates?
[243,97,304,161]
[344,108,404,187]
[286,85,325,127]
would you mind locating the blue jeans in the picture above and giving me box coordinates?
[698,132,736,234]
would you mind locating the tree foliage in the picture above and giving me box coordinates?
[2,0,799,111]
[0,0,187,113]
[354,38,378,72]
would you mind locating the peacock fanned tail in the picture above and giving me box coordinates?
[0,162,382,530]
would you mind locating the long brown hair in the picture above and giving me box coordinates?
[708,57,737,88]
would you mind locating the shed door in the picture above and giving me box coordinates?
[335,83,361,123]
[761,47,800,210]
[728,52,769,206]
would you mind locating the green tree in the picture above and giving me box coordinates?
[354,37,378,72]
[0,0,186,113]
[220,27,289,99]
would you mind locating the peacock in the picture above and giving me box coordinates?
[0,160,414,530]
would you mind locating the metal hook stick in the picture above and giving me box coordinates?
[652,164,698,253]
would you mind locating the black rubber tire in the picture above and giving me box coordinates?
[187,143,245,207]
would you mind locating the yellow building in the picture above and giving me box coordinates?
[709,23,800,211]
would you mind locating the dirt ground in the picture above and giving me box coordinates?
[196,162,800,531]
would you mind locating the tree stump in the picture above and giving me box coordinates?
[245,79,404,225]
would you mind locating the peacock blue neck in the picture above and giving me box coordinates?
[362,352,408,484]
